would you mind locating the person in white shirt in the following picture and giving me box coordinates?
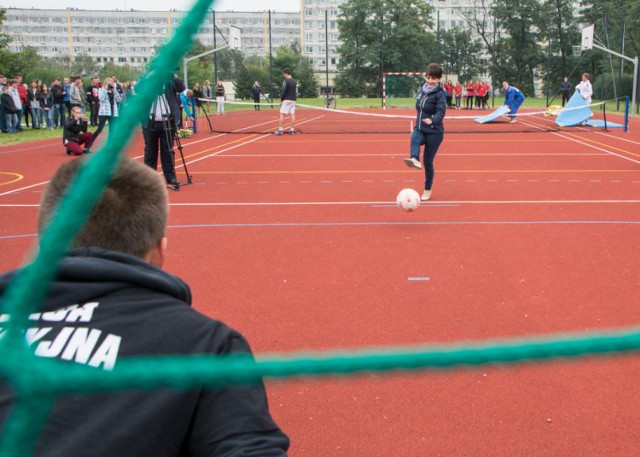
[575,72,593,105]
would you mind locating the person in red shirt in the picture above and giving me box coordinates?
[443,80,454,108]
[482,81,491,109]
[466,80,476,110]
[454,82,462,109]
[475,81,487,110]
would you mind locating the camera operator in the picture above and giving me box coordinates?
[143,74,185,188]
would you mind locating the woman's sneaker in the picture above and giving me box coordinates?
[403,157,422,169]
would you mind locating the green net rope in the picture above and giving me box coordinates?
[1,1,640,454]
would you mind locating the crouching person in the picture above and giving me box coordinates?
[63,105,94,156]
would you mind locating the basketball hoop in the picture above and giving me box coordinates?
[572,45,582,57]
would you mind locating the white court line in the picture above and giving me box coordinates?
[3,199,640,209]
[593,131,640,146]
[166,199,640,207]
[538,125,640,165]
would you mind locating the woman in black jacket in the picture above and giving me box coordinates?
[38,84,55,129]
[403,63,447,201]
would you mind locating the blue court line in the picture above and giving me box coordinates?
[3,220,640,241]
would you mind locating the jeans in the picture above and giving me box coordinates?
[4,113,18,133]
[42,109,54,128]
[30,107,43,129]
[93,115,115,142]
[0,104,5,132]
[53,103,65,127]
[410,128,444,191]
[90,102,99,126]
[65,132,94,155]
[15,107,23,131]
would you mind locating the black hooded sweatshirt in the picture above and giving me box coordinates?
[0,248,289,457]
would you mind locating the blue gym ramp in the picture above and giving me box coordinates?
[473,105,511,124]
[585,120,626,129]
[555,91,593,127]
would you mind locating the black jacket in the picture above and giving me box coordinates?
[51,84,65,104]
[63,115,88,144]
[280,78,297,102]
[0,93,17,114]
[0,248,289,457]
[415,84,447,134]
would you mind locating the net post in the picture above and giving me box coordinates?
[602,101,607,131]
[624,96,629,133]
[191,98,197,134]
[382,72,387,110]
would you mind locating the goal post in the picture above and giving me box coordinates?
[382,72,425,110]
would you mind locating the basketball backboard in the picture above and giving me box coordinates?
[229,25,241,51]
[581,25,594,50]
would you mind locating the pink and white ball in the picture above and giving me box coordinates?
[396,188,421,212]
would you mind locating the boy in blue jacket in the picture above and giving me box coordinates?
[403,63,447,201]
[502,81,526,123]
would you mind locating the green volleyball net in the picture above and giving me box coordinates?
[1,1,640,455]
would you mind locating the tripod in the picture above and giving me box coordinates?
[148,93,193,191]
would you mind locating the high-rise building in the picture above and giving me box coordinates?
[1,8,301,69]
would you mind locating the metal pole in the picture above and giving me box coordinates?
[269,10,273,104]
[436,10,440,64]
[492,11,496,107]
[325,9,329,95]
[213,10,218,84]
[183,58,188,88]
[546,17,551,106]
[618,7,625,111]
[380,8,384,106]
[633,57,638,116]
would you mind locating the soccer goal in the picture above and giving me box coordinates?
[382,72,426,110]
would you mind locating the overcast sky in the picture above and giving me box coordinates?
[3,0,300,12]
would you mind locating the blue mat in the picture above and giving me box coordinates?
[556,91,592,127]
[585,120,626,129]
[473,105,511,124]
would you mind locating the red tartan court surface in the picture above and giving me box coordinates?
[1,108,640,455]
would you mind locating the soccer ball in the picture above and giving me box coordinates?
[396,188,421,212]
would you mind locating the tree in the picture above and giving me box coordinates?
[538,0,581,100]
[269,44,318,98]
[233,64,268,100]
[439,28,484,82]
[335,0,435,97]
[99,62,141,83]
[493,0,545,96]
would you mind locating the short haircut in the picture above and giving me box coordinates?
[426,63,443,79]
[582,72,590,79]
[282,67,292,76]
[38,158,168,259]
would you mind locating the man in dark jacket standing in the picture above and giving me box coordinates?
[275,68,297,135]
[0,157,290,456]
[86,77,100,126]
[143,74,186,188]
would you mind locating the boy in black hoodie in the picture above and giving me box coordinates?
[0,158,289,456]
[0,84,19,133]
